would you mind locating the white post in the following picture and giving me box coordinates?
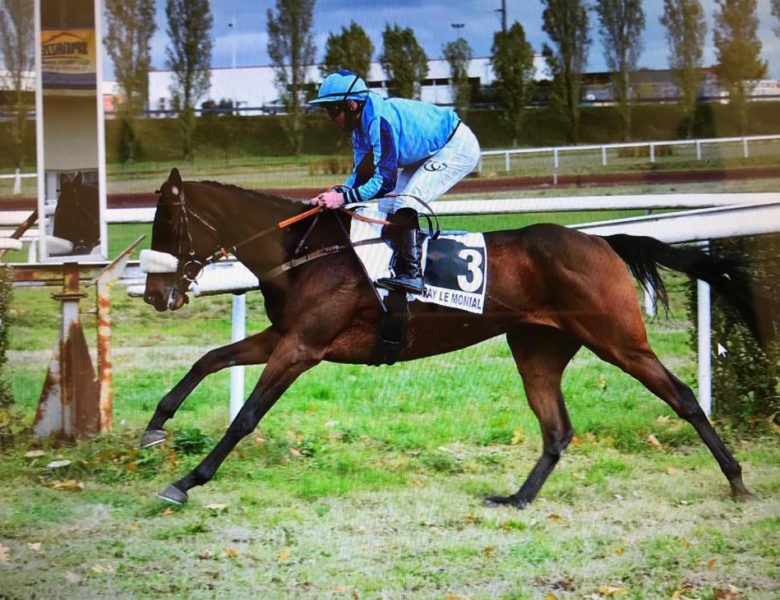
[94,0,108,259]
[229,293,246,421]
[504,151,510,173]
[644,283,656,317]
[650,143,656,163]
[742,137,749,159]
[13,168,21,194]
[601,145,607,167]
[553,148,559,185]
[697,241,712,417]
[696,140,702,161]
[34,0,47,259]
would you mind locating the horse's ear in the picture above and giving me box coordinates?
[168,168,183,193]
[73,171,83,186]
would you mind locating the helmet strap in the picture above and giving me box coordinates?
[343,101,364,132]
[342,74,360,102]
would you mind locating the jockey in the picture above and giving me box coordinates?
[309,69,481,294]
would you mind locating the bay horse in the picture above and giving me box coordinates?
[142,167,774,507]
[52,171,100,254]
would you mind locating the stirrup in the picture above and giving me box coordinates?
[376,274,424,294]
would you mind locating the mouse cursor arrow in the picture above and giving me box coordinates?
[717,343,728,358]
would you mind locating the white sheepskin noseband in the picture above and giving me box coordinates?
[46,235,74,256]
[140,249,179,273]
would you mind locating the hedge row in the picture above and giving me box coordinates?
[2,101,780,168]
[685,233,780,425]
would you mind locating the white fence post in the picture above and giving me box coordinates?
[13,168,22,194]
[650,143,656,163]
[229,293,247,422]
[743,137,749,159]
[553,148,559,185]
[601,145,608,167]
[697,241,712,417]
[696,140,702,161]
[505,151,510,173]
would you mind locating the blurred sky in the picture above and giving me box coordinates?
[133,0,779,78]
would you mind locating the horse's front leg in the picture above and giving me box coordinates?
[156,334,321,504]
[140,326,282,448]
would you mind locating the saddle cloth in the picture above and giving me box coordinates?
[349,206,488,314]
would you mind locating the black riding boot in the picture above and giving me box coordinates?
[377,208,425,294]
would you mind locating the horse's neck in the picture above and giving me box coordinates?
[189,182,302,270]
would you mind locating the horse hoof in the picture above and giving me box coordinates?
[140,429,167,449]
[483,495,529,510]
[156,484,188,505]
[732,488,757,502]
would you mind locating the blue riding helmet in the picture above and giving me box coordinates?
[310,70,368,105]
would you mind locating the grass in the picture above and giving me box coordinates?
[3,269,779,598]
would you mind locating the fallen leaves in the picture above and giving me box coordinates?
[647,434,664,451]
[24,450,45,458]
[46,459,72,469]
[714,585,741,599]
[597,584,627,596]
[43,479,83,492]
[511,428,524,445]
[547,513,564,522]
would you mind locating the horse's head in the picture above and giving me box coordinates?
[142,168,220,312]
[52,171,100,254]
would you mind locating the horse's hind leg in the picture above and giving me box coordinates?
[140,326,281,448]
[567,282,753,500]
[486,327,581,509]
[614,349,753,500]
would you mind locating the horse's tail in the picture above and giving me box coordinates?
[601,233,777,347]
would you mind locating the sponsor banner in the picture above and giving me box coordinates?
[41,29,96,89]
[420,285,485,314]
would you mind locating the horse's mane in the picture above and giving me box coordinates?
[197,180,302,214]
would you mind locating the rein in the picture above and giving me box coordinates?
[169,195,391,284]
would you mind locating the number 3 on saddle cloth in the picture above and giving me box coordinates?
[349,206,488,315]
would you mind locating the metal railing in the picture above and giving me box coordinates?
[478,134,780,184]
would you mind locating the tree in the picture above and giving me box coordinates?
[713,0,767,133]
[0,0,33,169]
[104,0,156,162]
[770,0,780,38]
[443,37,473,115]
[165,0,213,160]
[541,0,591,143]
[660,0,707,138]
[594,0,645,141]
[379,25,427,99]
[267,0,316,155]
[321,21,373,81]
[490,22,535,146]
